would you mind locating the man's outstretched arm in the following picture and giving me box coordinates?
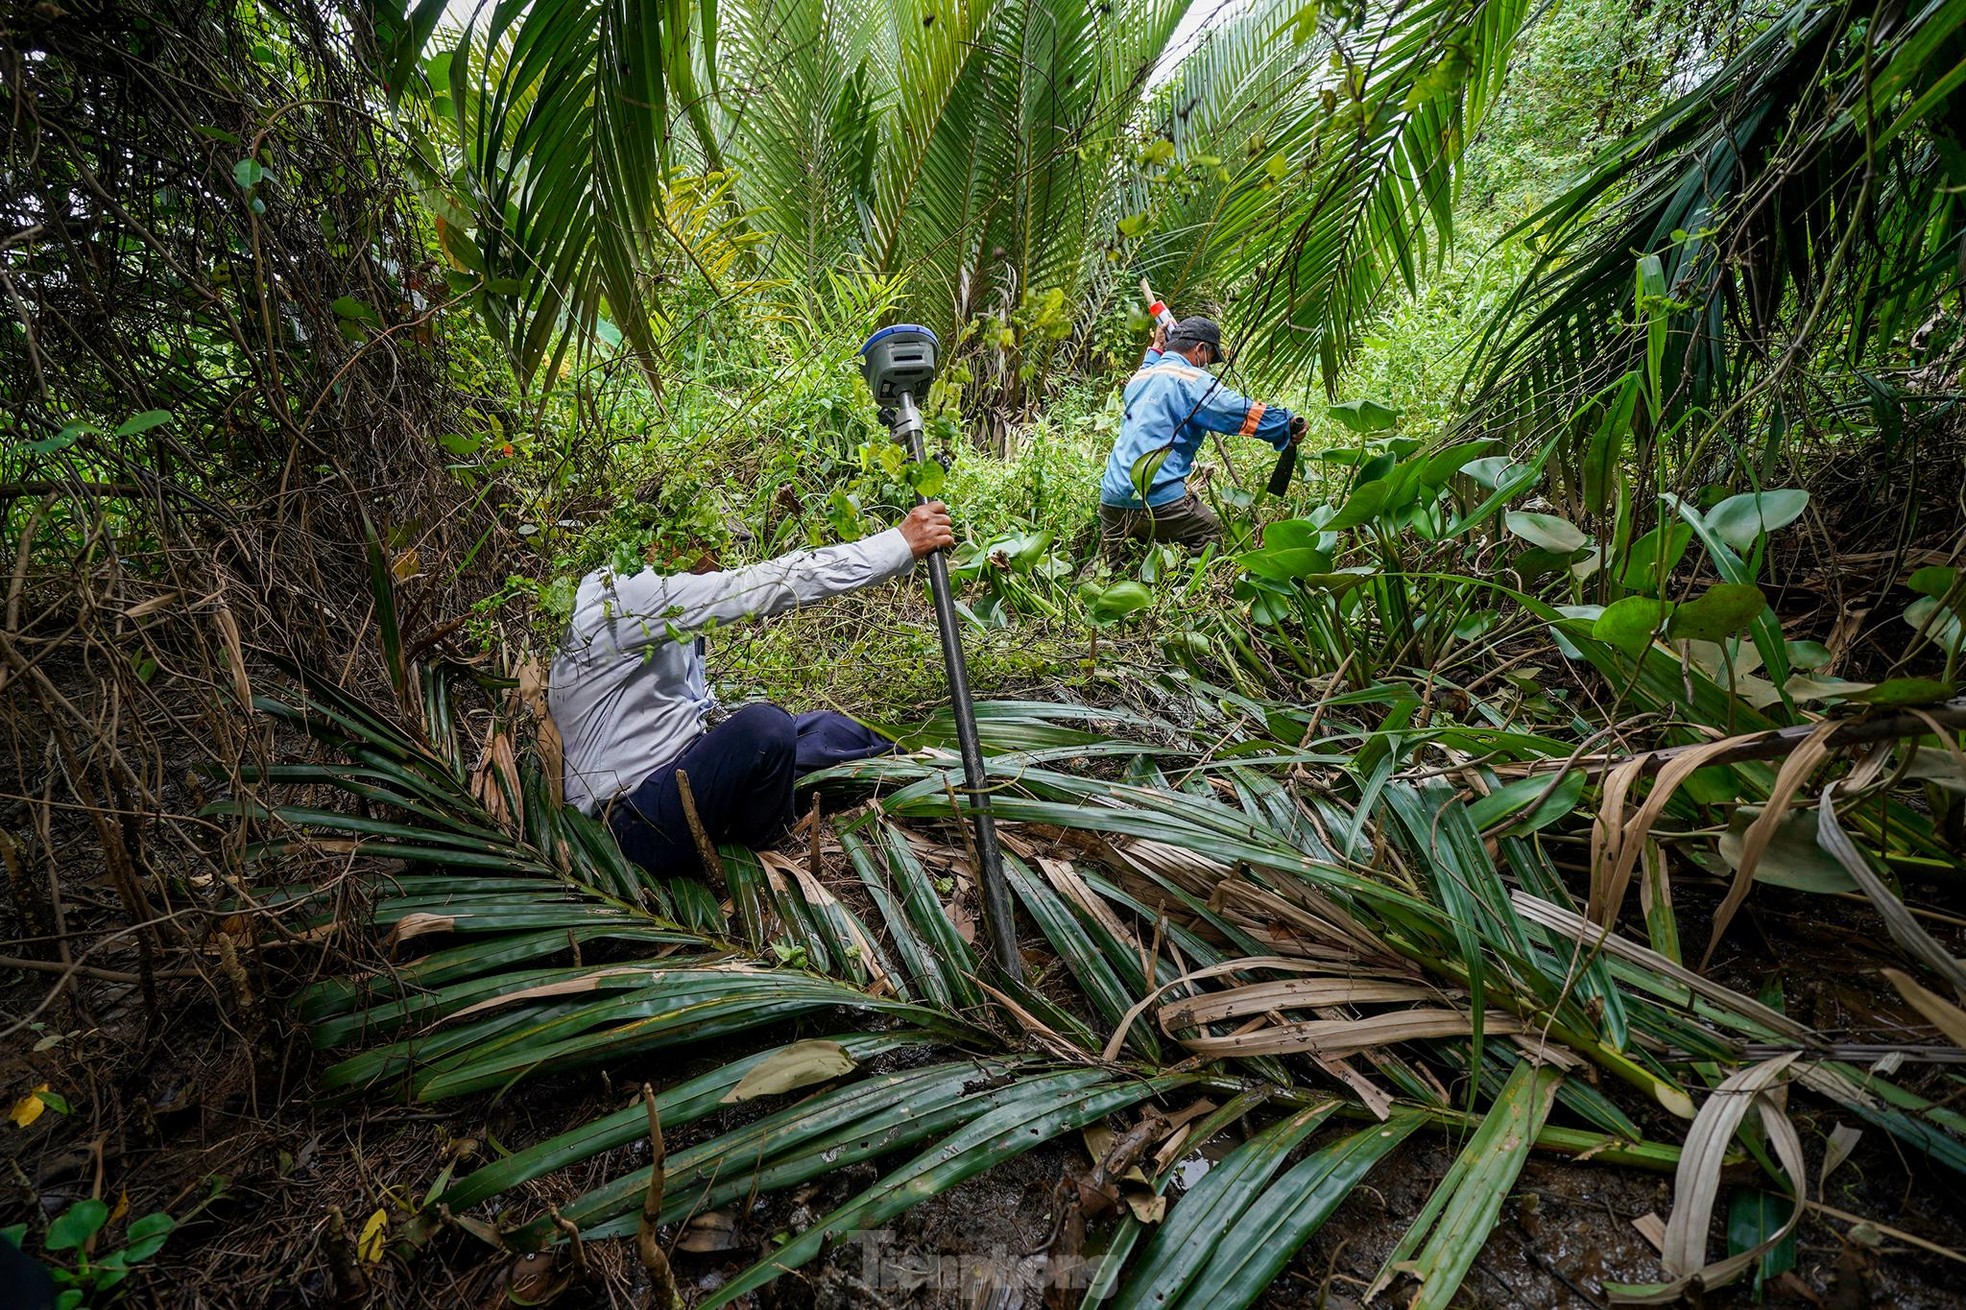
[585,502,955,648]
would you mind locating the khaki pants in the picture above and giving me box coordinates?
[1099,493,1222,561]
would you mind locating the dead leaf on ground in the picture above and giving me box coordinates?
[8,1085,49,1128]
[676,1209,738,1253]
[722,1039,857,1103]
[1881,968,1966,1048]
[386,912,456,944]
[357,1207,389,1263]
[500,1251,566,1306]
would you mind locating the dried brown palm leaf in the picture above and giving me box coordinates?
[1608,1054,1807,1304]
[1881,969,1966,1047]
[1701,719,1840,967]
[1590,738,1741,927]
[1167,1008,1524,1059]
[1156,977,1447,1029]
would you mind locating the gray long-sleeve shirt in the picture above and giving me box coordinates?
[548,528,917,815]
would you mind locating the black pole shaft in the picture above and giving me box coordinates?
[901,416,1023,982]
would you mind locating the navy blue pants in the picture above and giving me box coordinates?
[0,1237,54,1310]
[606,704,895,878]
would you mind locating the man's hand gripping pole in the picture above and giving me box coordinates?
[858,326,1023,982]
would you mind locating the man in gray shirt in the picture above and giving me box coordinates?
[549,502,955,877]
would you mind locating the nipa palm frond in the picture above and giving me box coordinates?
[1194,0,1536,390]
[218,651,1966,1306]
[1464,0,1966,443]
[369,0,704,386]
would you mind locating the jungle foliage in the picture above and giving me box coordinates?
[5,0,1966,1303]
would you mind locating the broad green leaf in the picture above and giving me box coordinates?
[1903,596,1966,654]
[1726,1188,1798,1292]
[1908,566,1959,600]
[1466,770,1587,835]
[1668,584,1767,643]
[985,530,1053,571]
[440,222,482,273]
[1594,597,1672,657]
[1419,440,1495,488]
[1705,490,1809,551]
[1846,677,1956,707]
[113,409,174,437]
[47,1198,108,1252]
[121,1213,175,1264]
[1661,493,1794,697]
[1784,639,1832,671]
[1462,455,1516,488]
[1292,570,1374,595]
[233,157,264,188]
[1260,519,1327,551]
[1324,479,1395,531]
[1237,544,1333,581]
[1130,445,1173,506]
[1621,523,1693,594]
[1718,806,1856,893]
[1087,581,1153,624]
[331,296,383,327]
[27,421,97,455]
[1504,510,1587,554]
[1354,450,1398,485]
[1514,546,1582,580]
[905,458,946,498]
[1328,397,1399,433]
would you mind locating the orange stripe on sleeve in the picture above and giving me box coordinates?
[1239,400,1266,436]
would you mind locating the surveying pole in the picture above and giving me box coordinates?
[858,325,1023,982]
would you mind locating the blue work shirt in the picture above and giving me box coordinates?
[1099,348,1297,508]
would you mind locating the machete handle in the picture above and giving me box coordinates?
[1266,442,1297,496]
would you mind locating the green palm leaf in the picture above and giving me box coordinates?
[1465,0,1966,439]
[223,658,1966,1307]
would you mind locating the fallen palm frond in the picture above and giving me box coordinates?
[1368,1061,1561,1309]
[217,651,1966,1305]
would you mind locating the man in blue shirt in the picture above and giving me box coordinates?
[1098,316,1304,558]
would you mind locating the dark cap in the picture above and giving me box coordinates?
[1167,315,1224,357]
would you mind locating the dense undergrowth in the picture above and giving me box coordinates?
[6,0,1966,1306]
